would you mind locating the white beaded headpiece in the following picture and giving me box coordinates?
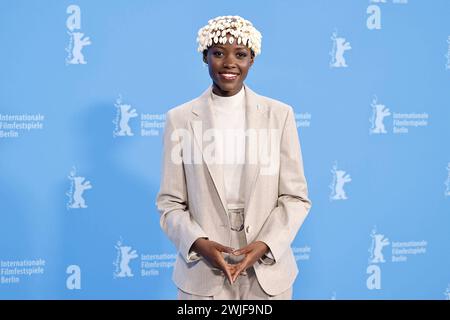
[196,15,262,56]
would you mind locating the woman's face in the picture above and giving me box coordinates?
[203,34,254,97]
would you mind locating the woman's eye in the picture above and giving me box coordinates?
[213,51,224,57]
[237,52,247,58]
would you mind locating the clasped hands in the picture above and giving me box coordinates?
[191,238,269,284]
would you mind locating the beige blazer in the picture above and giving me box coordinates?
[156,84,312,296]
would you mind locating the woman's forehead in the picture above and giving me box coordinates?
[211,43,250,50]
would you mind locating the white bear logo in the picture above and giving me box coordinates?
[113,97,139,137]
[370,101,391,134]
[67,167,92,209]
[70,176,92,208]
[114,242,138,278]
[370,233,390,263]
[68,32,91,65]
[330,31,352,68]
[117,104,138,136]
[330,164,352,201]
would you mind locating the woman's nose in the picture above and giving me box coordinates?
[223,55,237,68]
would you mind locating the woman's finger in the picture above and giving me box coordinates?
[232,246,250,256]
[218,260,234,284]
[216,243,235,254]
[231,261,247,283]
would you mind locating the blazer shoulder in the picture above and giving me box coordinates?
[257,94,294,118]
[165,95,200,126]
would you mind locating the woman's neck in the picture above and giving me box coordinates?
[212,83,244,97]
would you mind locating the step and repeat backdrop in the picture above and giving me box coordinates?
[0,0,449,299]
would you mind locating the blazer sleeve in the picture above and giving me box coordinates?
[155,110,209,263]
[255,106,312,263]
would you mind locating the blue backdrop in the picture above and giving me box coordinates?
[0,0,449,300]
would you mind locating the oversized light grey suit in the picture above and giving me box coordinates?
[156,84,312,297]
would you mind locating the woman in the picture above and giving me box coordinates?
[156,15,312,300]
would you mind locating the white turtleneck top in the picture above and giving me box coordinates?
[210,85,246,210]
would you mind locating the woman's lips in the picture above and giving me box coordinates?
[218,73,239,81]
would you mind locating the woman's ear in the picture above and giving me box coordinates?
[203,50,208,64]
[248,50,255,67]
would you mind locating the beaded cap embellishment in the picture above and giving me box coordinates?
[196,15,262,56]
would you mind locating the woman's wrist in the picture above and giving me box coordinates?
[191,237,208,253]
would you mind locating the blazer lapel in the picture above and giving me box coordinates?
[242,85,267,215]
[190,86,229,215]
[190,84,268,216]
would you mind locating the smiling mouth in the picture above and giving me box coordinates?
[219,72,240,81]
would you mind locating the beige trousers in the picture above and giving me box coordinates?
[178,207,292,300]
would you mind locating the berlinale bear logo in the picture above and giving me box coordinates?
[66,166,93,210]
[113,95,139,137]
[370,96,391,134]
[329,162,352,201]
[113,238,139,278]
[330,30,352,68]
